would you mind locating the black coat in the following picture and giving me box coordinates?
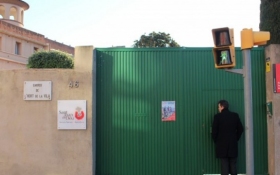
[211,109,244,158]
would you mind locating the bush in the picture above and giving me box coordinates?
[27,50,74,69]
[260,0,280,45]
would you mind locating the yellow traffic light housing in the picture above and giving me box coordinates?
[241,28,270,49]
[212,27,235,69]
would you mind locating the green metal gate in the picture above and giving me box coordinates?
[96,47,268,175]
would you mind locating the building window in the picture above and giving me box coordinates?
[9,7,17,20]
[15,42,21,55]
[0,5,5,19]
[34,47,38,53]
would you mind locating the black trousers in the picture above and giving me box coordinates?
[220,157,237,175]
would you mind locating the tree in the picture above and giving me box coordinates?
[260,0,280,44]
[133,32,180,48]
[27,50,74,69]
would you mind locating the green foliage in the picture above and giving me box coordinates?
[133,32,180,48]
[27,50,74,69]
[260,0,280,44]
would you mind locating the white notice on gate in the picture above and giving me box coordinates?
[57,100,87,130]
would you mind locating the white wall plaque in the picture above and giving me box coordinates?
[24,81,52,100]
[57,100,87,130]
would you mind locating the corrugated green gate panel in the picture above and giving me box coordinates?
[96,47,267,175]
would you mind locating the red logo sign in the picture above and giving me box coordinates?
[75,106,85,120]
[75,111,84,120]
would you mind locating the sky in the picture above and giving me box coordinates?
[23,0,261,48]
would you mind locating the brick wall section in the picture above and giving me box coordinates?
[45,38,74,55]
[0,20,75,55]
[0,20,45,45]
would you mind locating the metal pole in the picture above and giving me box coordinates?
[242,49,254,175]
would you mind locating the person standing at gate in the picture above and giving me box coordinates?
[211,100,244,175]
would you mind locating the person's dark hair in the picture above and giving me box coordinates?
[218,100,229,109]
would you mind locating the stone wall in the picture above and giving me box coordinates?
[0,46,95,175]
[265,44,280,175]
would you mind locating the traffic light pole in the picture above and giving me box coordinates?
[242,49,254,175]
[226,49,254,175]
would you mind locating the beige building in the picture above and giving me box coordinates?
[0,0,74,70]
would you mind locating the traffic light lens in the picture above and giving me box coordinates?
[215,49,232,65]
[219,50,231,65]
[213,31,231,46]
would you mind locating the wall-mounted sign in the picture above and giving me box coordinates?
[161,101,176,121]
[23,81,52,100]
[266,57,271,72]
[273,63,280,93]
[57,100,86,130]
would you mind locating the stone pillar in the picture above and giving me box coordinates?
[4,4,9,20]
[74,46,94,72]
[265,44,280,175]
[74,46,96,175]
[17,7,21,23]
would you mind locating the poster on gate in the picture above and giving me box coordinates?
[161,101,176,121]
[57,100,86,129]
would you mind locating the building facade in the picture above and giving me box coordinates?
[0,0,74,70]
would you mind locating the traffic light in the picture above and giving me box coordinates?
[212,27,235,69]
[241,28,270,49]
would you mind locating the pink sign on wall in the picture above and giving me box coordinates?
[273,64,280,93]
